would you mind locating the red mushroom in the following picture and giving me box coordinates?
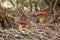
[17,20,27,30]
[35,12,46,23]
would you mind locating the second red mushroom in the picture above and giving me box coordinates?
[17,20,27,30]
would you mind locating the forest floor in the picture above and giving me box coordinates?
[0,11,60,40]
[0,23,60,40]
[0,3,60,40]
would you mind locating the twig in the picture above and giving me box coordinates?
[53,0,57,14]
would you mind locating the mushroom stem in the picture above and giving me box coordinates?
[38,15,45,23]
[19,24,22,30]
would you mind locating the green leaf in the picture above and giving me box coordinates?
[28,37,33,40]
[9,0,15,7]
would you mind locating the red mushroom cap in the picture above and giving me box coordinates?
[17,20,27,24]
[35,12,46,15]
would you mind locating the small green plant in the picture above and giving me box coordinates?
[28,37,33,40]
[9,0,15,7]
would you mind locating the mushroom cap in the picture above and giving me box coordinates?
[35,12,46,15]
[17,20,27,24]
